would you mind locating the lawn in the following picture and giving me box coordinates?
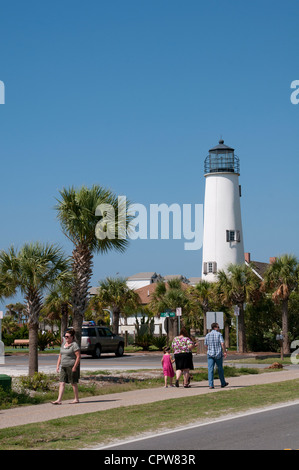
[0,366,260,410]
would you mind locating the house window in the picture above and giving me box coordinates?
[226,230,240,242]
[203,262,217,274]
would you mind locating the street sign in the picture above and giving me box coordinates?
[160,312,176,318]
[176,308,182,316]
[206,311,224,329]
[234,305,240,316]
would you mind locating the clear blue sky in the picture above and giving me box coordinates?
[0,0,298,309]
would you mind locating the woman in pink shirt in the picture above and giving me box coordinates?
[172,327,197,388]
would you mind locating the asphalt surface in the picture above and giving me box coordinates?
[0,351,289,374]
[99,401,299,450]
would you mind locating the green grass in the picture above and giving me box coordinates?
[229,357,293,365]
[1,378,299,450]
[4,346,61,354]
[0,366,261,410]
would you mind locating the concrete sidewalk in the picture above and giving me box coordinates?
[1,368,299,430]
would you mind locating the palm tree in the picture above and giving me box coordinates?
[95,277,140,334]
[2,315,19,335]
[262,254,299,354]
[0,242,69,375]
[215,263,261,353]
[6,302,27,324]
[55,185,131,345]
[42,272,73,343]
[187,280,215,335]
[150,279,190,341]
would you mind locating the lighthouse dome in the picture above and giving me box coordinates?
[208,139,234,153]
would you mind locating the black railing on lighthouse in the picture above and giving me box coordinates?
[204,153,240,174]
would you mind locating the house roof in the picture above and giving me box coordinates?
[188,277,202,285]
[135,281,190,305]
[247,260,269,279]
[134,283,158,304]
[164,274,187,280]
[127,272,159,280]
[89,286,99,296]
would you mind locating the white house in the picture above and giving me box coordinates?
[126,272,163,290]
[88,273,194,335]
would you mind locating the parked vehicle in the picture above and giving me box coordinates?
[80,324,125,358]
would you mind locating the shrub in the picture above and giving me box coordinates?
[19,372,52,392]
[0,385,42,409]
[2,325,29,346]
[38,331,59,351]
[151,335,167,351]
[134,334,154,351]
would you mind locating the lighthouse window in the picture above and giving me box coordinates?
[229,231,235,241]
[203,262,217,274]
[226,230,241,242]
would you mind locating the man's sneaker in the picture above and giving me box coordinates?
[221,382,229,388]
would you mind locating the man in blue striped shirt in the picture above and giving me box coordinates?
[204,323,228,389]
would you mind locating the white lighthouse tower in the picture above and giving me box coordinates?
[201,139,245,281]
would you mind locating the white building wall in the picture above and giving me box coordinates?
[202,172,245,281]
[119,314,167,335]
[126,280,152,290]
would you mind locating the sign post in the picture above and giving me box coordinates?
[176,307,182,334]
[276,332,284,361]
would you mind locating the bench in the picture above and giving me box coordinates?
[12,339,30,348]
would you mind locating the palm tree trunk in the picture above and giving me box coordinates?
[203,310,207,335]
[27,290,42,376]
[71,245,93,347]
[238,304,247,353]
[282,299,290,354]
[28,323,39,376]
[60,302,69,344]
[169,316,178,343]
[112,308,120,335]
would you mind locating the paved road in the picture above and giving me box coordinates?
[98,401,299,450]
[1,352,184,375]
[1,352,207,375]
[0,352,285,376]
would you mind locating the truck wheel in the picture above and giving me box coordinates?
[93,345,101,359]
[115,343,124,357]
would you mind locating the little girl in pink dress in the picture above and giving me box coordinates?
[161,347,175,387]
